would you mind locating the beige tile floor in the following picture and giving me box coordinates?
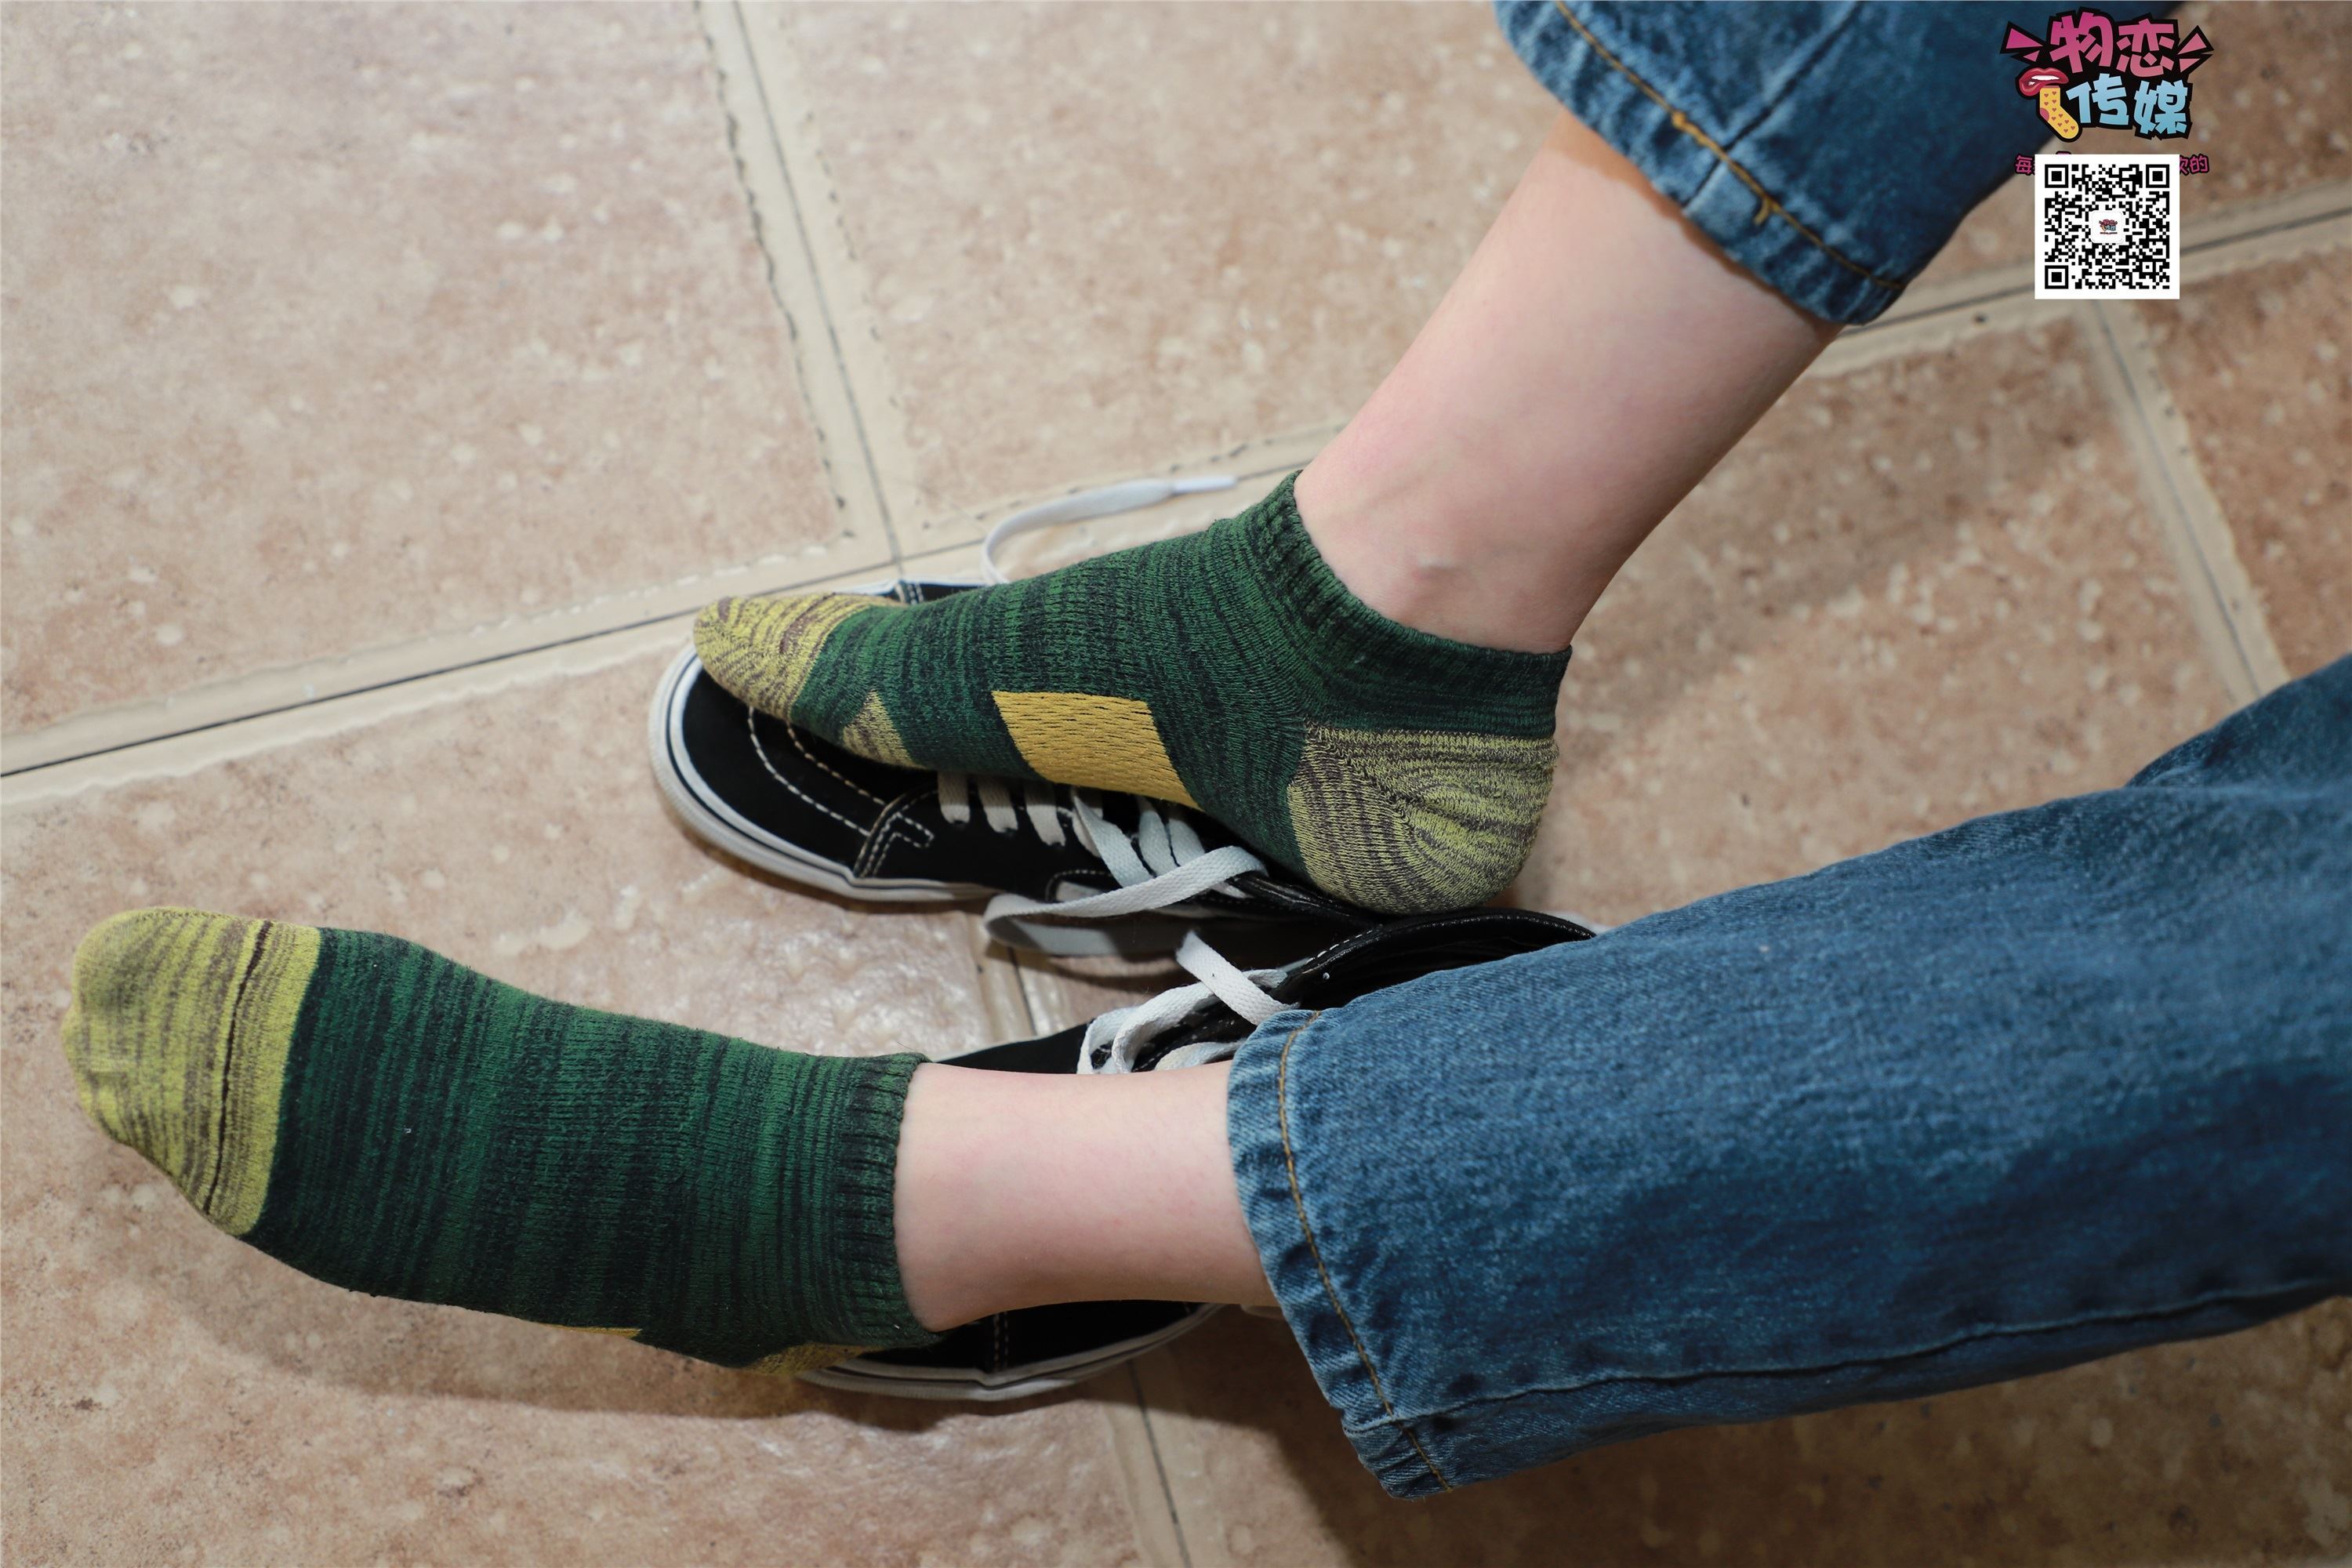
[4,4,2347,1564]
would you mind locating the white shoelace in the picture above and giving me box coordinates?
[935,772,1268,946]
[1076,931,1288,1076]
[978,474,1237,585]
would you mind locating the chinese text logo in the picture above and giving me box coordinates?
[2004,11,2212,142]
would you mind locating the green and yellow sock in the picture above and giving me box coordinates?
[695,474,1571,915]
[62,908,932,1374]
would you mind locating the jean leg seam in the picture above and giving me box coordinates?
[1547,0,1905,291]
[1274,1012,1453,1493]
[1396,1276,2348,1427]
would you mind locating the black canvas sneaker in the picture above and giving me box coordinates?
[648,590,1377,957]
[799,906,1592,1401]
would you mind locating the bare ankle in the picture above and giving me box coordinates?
[1295,452,1602,653]
[1290,108,1839,658]
[891,1062,1274,1334]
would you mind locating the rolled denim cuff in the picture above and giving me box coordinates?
[1490,2,2162,325]
[1226,1006,1458,1500]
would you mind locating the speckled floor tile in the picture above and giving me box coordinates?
[1154,1302,2352,1566]
[768,1,1559,528]
[2140,250,2351,680]
[1512,318,2234,927]
[1,654,1149,1566]
[0,3,851,737]
[1922,2,2352,289]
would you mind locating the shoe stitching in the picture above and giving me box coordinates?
[855,788,940,880]
[856,815,929,883]
[786,717,894,811]
[853,809,899,880]
[746,706,874,837]
[1274,1013,1452,1492]
[1547,0,1905,291]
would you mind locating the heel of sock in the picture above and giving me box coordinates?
[1284,724,1558,915]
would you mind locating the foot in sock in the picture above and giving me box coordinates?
[61,907,935,1373]
[694,474,1570,915]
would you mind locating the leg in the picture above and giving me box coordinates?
[688,5,2100,911]
[67,669,2349,1435]
[62,910,1276,1363]
[688,121,1816,912]
[1334,0,2165,648]
[1226,658,2352,1497]
[64,910,939,1371]
[1294,111,1838,652]
[894,1060,1273,1330]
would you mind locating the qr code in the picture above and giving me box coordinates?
[2035,154,2178,300]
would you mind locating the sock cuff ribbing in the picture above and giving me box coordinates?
[1232,474,1571,733]
[804,1050,939,1350]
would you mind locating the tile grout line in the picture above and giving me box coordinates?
[706,1,898,571]
[1814,289,2051,379]
[710,0,902,572]
[1002,966,1221,1563]
[729,3,927,546]
[1123,1363,1196,1568]
[3,3,913,783]
[0,441,1315,780]
[1088,1363,1194,1568]
[1,537,985,797]
[0,542,898,780]
[691,0,877,555]
[969,921,1039,1041]
[971,898,1188,1562]
[1127,1334,1233,1568]
[0,618,688,811]
[996,949,1198,1566]
[2172,180,2352,264]
[10,190,2341,781]
[2082,301,2288,706]
[0,552,969,808]
[1818,180,2352,379]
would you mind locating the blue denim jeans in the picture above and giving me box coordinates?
[1492,2,2166,323]
[1228,657,2352,1497]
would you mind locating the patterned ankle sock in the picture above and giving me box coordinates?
[63,908,933,1372]
[695,474,1570,914]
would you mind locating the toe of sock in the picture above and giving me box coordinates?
[63,907,212,1142]
[693,591,891,721]
[63,908,320,1233]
